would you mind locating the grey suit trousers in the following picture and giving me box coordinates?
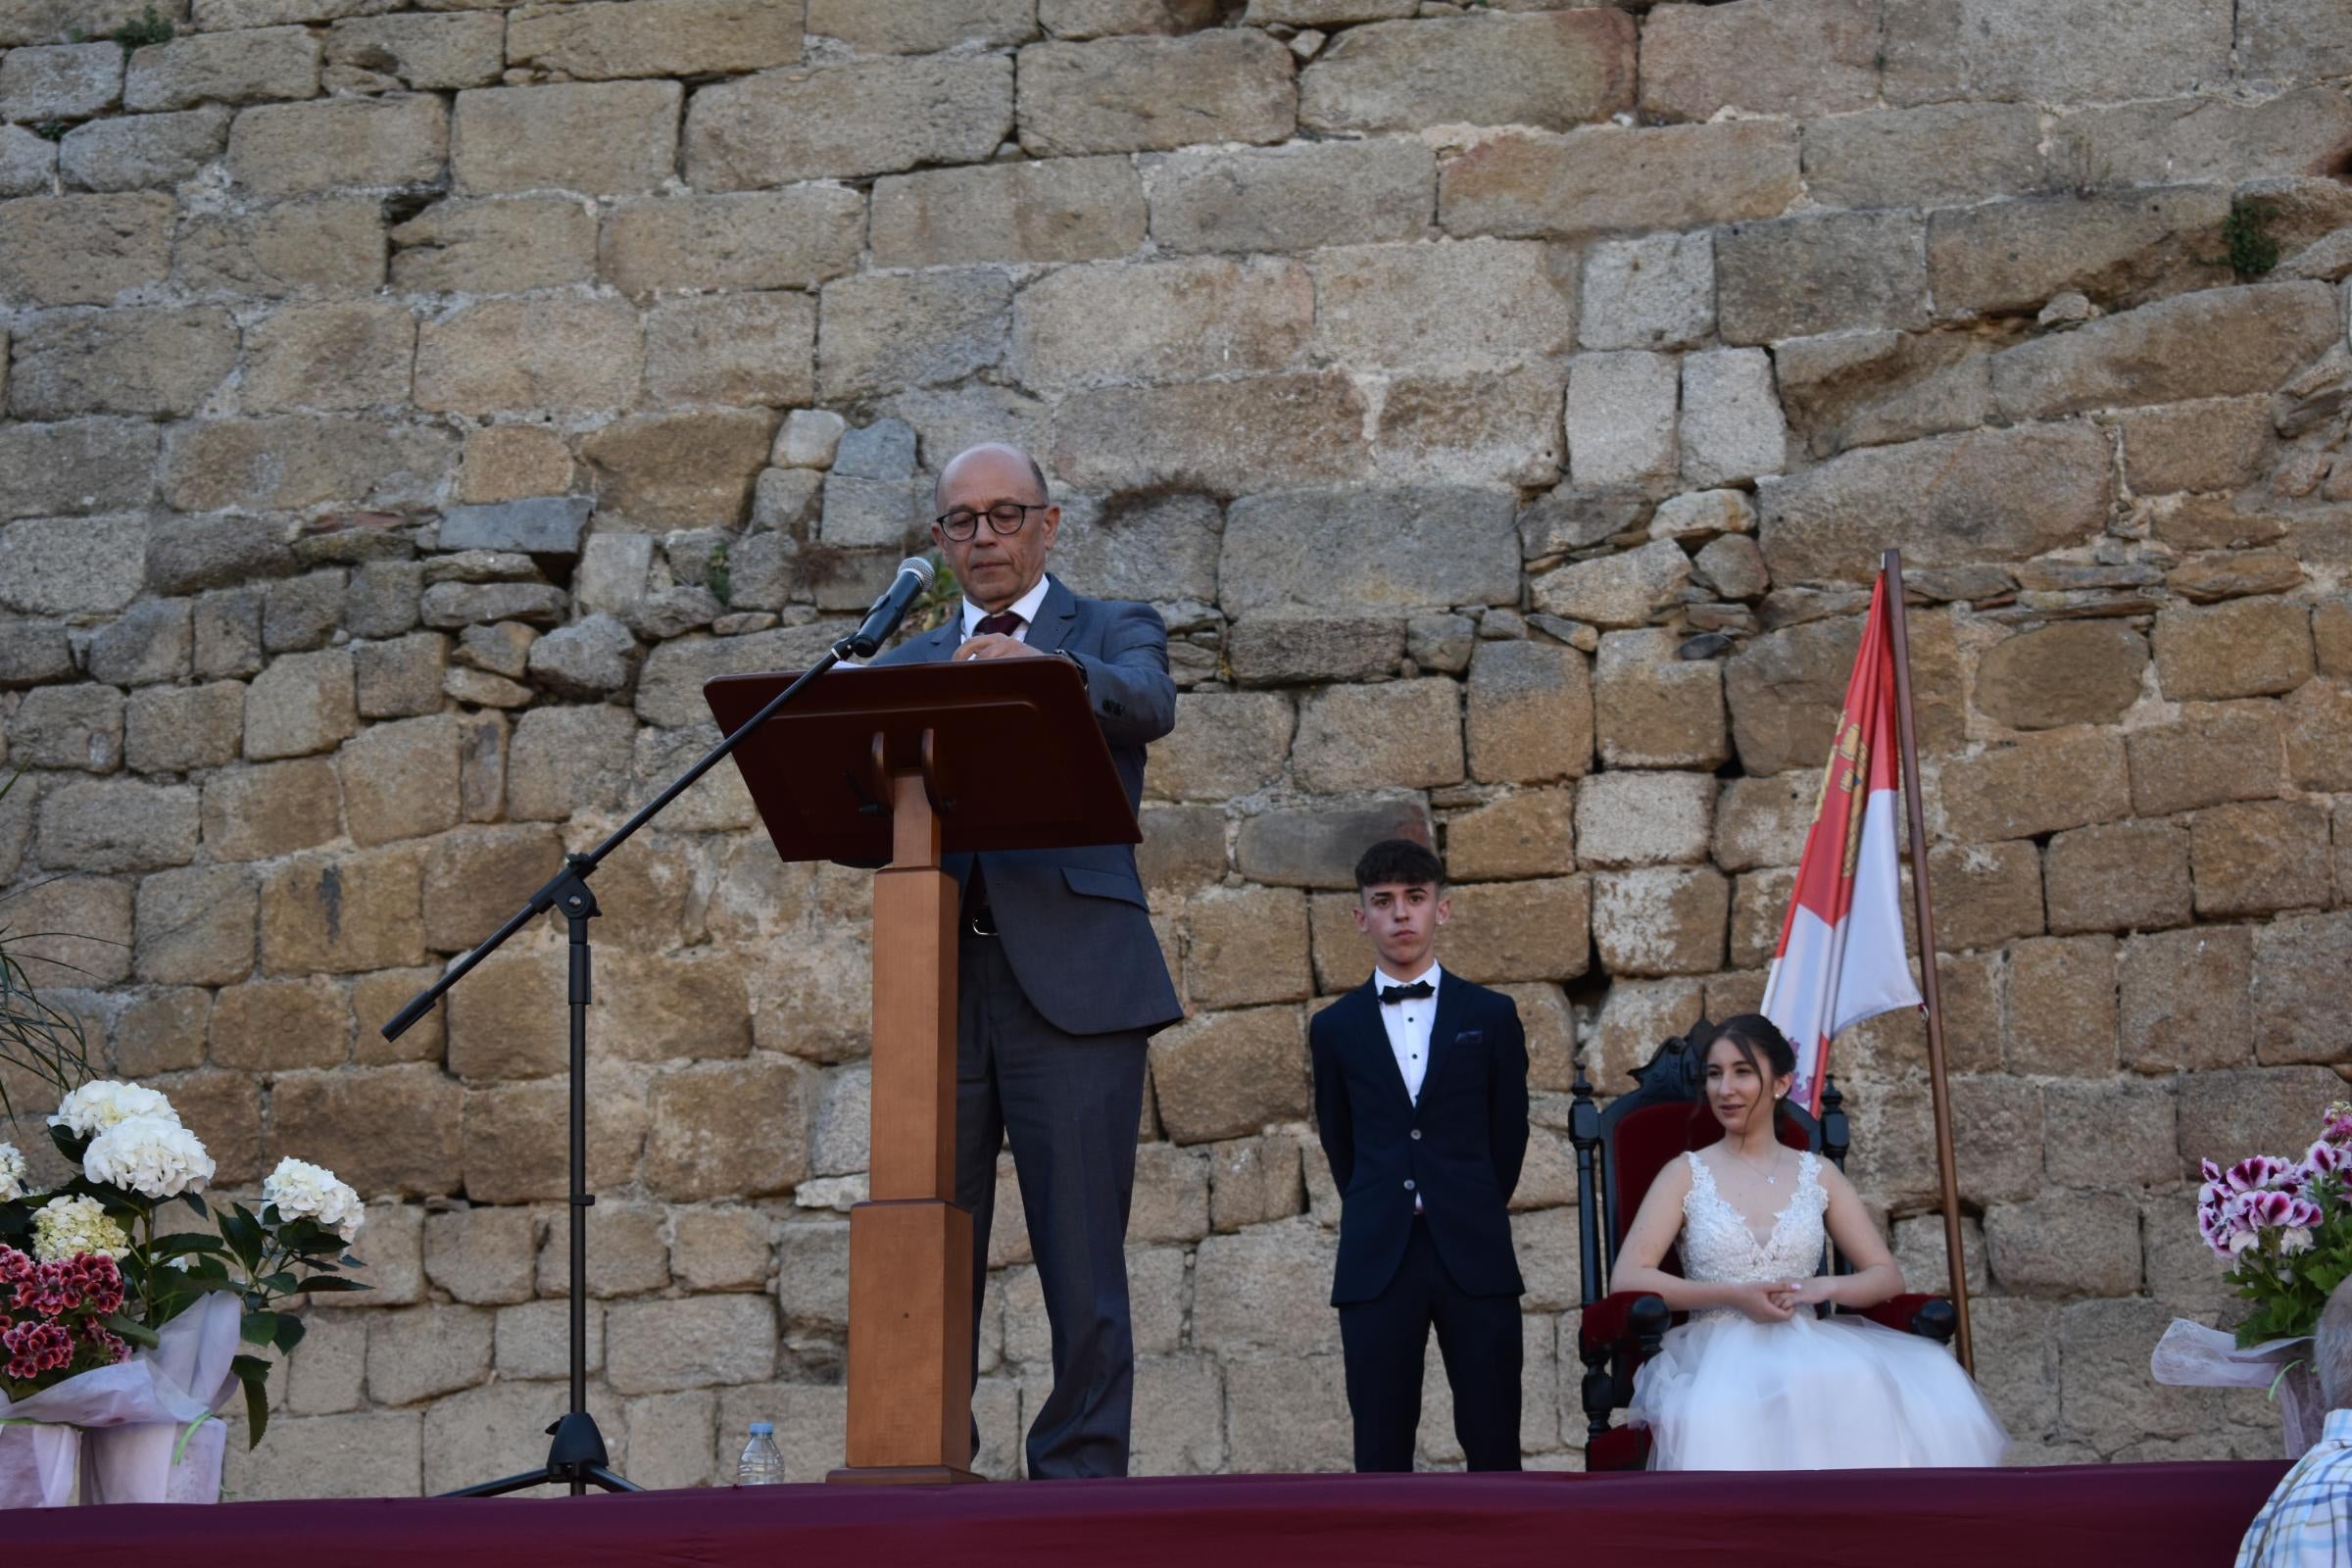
[956,930,1149,1480]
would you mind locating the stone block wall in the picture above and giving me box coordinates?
[2,0,2349,1492]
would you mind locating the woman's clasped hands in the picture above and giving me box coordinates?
[1729,1277,1837,1322]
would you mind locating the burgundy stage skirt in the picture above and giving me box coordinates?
[7,1461,2286,1567]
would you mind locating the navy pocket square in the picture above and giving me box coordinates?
[1453,1029,1483,1045]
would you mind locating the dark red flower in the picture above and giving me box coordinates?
[21,1260,77,1317]
[64,1253,122,1315]
[1,1318,72,1375]
[74,1318,129,1364]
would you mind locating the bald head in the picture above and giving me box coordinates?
[934,444,1049,514]
[929,443,1062,614]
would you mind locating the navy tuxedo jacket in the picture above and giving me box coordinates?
[1309,974,1530,1304]
[871,575,1184,1040]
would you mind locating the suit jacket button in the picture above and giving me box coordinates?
[1409,1128,1422,1140]
[1402,1179,1415,1191]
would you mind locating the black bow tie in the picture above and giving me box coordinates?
[1379,980,1434,1005]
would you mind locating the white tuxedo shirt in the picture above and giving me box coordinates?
[1373,960,1443,1104]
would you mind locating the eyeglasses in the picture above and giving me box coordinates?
[935,502,1047,541]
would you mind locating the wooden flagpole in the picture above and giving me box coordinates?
[1881,548,1975,1375]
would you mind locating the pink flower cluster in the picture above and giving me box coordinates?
[0,1246,131,1384]
[2199,1146,2340,1261]
[2,1319,72,1381]
[0,1246,126,1319]
[76,1318,128,1367]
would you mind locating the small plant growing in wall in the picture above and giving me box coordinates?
[28,121,67,143]
[909,552,962,636]
[108,6,174,49]
[2225,197,2281,281]
[708,538,732,606]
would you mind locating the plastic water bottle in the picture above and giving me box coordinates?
[737,1421,783,1486]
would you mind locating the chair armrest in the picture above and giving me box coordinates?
[1843,1293,1956,1343]
[1586,1425,1653,1473]
[1578,1290,1672,1358]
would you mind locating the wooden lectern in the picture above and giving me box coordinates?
[705,660,1142,1486]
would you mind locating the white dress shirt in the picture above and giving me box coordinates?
[1374,960,1442,1104]
[959,573,1054,643]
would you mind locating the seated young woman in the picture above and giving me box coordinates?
[1608,1015,2008,1470]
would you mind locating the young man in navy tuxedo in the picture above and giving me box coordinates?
[1309,838,1531,1473]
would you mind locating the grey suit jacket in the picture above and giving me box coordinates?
[871,575,1184,1039]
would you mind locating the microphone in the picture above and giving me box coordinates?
[839,557,935,660]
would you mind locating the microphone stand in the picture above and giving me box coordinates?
[389,639,853,1496]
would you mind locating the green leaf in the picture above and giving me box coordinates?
[277,1217,339,1256]
[152,1232,227,1258]
[240,1309,284,1347]
[105,1311,161,1348]
[220,1205,265,1273]
[271,1315,306,1353]
[180,1192,207,1217]
[292,1274,368,1294]
[148,1286,201,1325]
[62,1173,144,1218]
[233,1355,270,1449]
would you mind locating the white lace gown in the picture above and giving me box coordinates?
[1626,1151,2009,1470]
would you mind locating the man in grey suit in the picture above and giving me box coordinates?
[871,443,1183,1479]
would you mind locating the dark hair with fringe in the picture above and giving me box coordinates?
[1352,837,1445,893]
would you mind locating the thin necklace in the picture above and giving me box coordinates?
[1726,1141,1787,1187]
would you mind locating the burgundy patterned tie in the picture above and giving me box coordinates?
[962,612,1020,932]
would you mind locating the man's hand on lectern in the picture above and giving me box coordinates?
[953,633,1044,662]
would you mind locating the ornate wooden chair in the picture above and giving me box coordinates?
[1568,1021,1958,1471]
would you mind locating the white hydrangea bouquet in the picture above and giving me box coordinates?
[0,1080,369,1505]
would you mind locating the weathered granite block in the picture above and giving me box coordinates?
[437,497,593,557]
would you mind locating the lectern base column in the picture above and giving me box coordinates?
[831,1198,977,1485]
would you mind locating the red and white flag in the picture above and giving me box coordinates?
[1762,570,1922,1114]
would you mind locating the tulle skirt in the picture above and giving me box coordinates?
[1627,1308,2010,1470]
